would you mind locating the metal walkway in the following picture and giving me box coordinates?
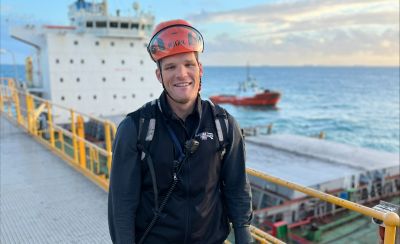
[0,116,111,244]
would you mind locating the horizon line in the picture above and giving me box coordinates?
[0,63,399,68]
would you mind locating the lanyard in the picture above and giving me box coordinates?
[165,123,186,163]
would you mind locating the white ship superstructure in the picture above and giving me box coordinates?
[11,0,161,122]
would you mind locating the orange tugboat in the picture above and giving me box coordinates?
[209,66,281,106]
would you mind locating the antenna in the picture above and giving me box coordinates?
[103,0,108,15]
[246,62,250,82]
[133,2,140,15]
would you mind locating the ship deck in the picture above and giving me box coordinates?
[0,116,110,243]
[245,134,399,187]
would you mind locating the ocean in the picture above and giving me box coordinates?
[1,64,399,153]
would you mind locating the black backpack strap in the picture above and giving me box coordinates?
[137,99,159,210]
[208,100,229,159]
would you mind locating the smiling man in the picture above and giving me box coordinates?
[108,19,253,244]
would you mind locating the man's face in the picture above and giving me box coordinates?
[156,52,203,105]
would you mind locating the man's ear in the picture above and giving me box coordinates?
[199,62,203,78]
[156,68,162,83]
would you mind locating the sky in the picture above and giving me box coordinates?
[0,0,399,66]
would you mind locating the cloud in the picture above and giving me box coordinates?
[201,26,398,66]
[190,0,396,24]
[189,0,399,66]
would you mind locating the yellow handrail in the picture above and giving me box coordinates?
[0,78,398,244]
[246,168,399,244]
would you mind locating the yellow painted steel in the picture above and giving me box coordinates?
[384,212,400,244]
[250,226,285,244]
[246,168,400,243]
[1,78,399,244]
[26,94,35,134]
[251,235,268,244]
[33,103,46,120]
[25,93,32,133]
[46,102,55,147]
[104,121,112,178]
[70,110,79,164]
[1,80,113,191]
[11,82,22,125]
[77,115,86,169]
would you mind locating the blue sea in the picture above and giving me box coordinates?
[1,65,399,153]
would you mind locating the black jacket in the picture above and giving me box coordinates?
[108,93,253,244]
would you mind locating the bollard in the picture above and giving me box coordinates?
[267,124,273,135]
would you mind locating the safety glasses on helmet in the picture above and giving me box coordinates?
[147,24,204,62]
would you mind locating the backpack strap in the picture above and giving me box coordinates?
[137,99,159,210]
[208,100,229,159]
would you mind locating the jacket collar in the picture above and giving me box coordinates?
[158,92,202,121]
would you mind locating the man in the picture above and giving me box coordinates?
[108,19,253,244]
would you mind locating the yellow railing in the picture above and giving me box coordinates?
[0,77,116,191]
[1,78,398,244]
[246,169,400,244]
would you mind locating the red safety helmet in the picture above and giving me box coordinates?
[147,19,204,62]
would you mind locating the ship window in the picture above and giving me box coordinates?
[86,22,93,28]
[140,60,144,65]
[130,42,134,47]
[132,94,135,98]
[110,42,115,46]
[74,40,78,45]
[121,60,125,65]
[102,77,106,82]
[95,41,99,46]
[122,95,127,99]
[60,78,64,83]
[141,25,145,30]
[113,94,117,99]
[61,96,65,101]
[110,22,118,28]
[275,213,283,222]
[101,59,105,64]
[149,93,153,98]
[93,95,97,100]
[77,95,81,100]
[122,77,126,82]
[70,59,74,64]
[121,22,129,29]
[76,78,80,82]
[96,21,107,28]
[56,59,60,64]
[81,59,84,64]
[140,77,144,82]
[131,23,139,29]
